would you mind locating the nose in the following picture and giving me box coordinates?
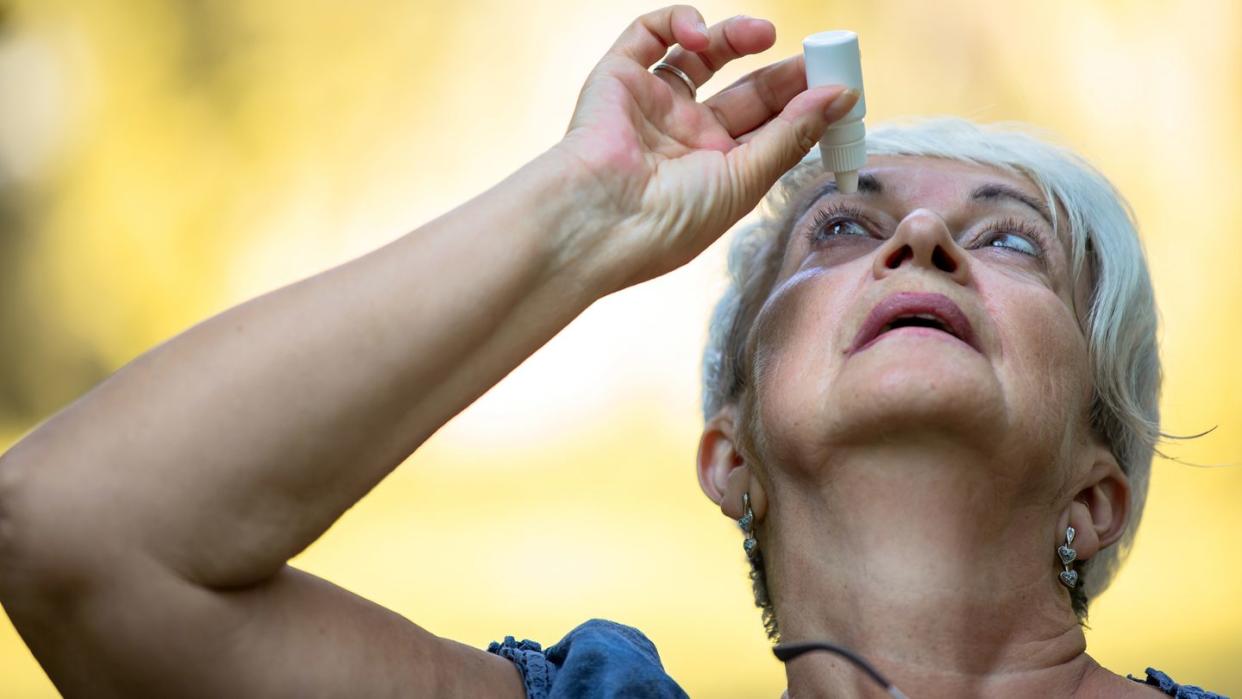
[872,208,972,285]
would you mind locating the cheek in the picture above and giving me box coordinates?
[748,272,855,465]
[987,280,1093,440]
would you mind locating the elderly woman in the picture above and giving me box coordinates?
[0,6,1225,699]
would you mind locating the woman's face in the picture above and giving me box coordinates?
[746,155,1095,493]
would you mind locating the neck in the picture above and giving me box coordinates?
[762,441,1111,698]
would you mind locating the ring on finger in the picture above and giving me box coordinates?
[651,61,697,100]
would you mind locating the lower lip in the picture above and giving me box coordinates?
[852,327,976,354]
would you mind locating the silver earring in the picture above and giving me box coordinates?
[739,492,759,559]
[1057,526,1078,589]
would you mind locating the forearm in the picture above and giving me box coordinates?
[0,147,618,590]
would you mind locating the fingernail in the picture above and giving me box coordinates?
[826,88,860,116]
[694,20,708,37]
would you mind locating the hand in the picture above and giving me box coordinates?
[551,5,859,293]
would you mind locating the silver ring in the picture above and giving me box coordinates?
[651,61,696,100]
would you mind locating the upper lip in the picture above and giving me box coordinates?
[848,292,980,355]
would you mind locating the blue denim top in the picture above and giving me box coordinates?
[1127,668,1231,699]
[488,619,688,698]
[488,619,1230,698]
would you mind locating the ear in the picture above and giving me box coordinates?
[697,404,767,521]
[1061,441,1131,562]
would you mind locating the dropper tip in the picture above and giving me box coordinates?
[834,169,859,194]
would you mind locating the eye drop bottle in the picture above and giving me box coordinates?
[802,30,866,194]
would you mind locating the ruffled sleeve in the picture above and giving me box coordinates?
[1127,667,1230,699]
[488,619,689,699]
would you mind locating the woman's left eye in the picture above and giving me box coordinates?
[984,231,1040,257]
[822,219,869,238]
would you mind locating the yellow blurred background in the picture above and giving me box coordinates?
[1,0,1239,696]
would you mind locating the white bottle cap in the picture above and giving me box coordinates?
[802,30,866,193]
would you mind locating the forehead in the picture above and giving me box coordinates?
[852,155,1045,204]
[790,154,1064,245]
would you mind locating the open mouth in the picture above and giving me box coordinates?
[849,292,979,355]
[880,313,956,335]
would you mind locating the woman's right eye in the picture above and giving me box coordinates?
[808,207,871,243]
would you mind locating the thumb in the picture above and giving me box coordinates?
[725,86,859,206]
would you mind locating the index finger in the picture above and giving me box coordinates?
[703,54,809,138]
[605,4,710,67]
[657,15,779,92]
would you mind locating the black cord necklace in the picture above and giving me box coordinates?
[773,641,910,698]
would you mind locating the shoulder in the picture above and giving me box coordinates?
[488,619,689,699]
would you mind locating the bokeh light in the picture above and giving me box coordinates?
[1,1,1239,696]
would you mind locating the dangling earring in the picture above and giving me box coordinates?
[1057,526,1079,589]
[739,492,759,559]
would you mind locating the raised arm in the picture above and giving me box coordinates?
[0,6,857,697]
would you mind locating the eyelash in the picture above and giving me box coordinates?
[978,216,1047,257]
[806,203,874,243]
[805,204,1048,258]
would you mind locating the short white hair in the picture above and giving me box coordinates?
[701,118,1160,621]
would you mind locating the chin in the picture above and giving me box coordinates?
[837,366,1004,442]
[757,349,1009,466]
[841,331,1004,428]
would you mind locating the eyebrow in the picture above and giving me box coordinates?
[805,173,884,203]
[970,183,1054,227]
[799,174,1054,229]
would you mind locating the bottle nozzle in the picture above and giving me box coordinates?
[834,169,859,195]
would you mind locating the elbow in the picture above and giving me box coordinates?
[0,445,45,599]
[0,446,31,597]
[0,445,99,603]
[0,446,26,568]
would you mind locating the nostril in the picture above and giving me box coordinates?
[931,246,957,273]
[885,245,913,269]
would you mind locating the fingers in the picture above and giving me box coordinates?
[654,15,777,94]
[606,5,709,68]
[703,54,807,138]
[725,86,859,206]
